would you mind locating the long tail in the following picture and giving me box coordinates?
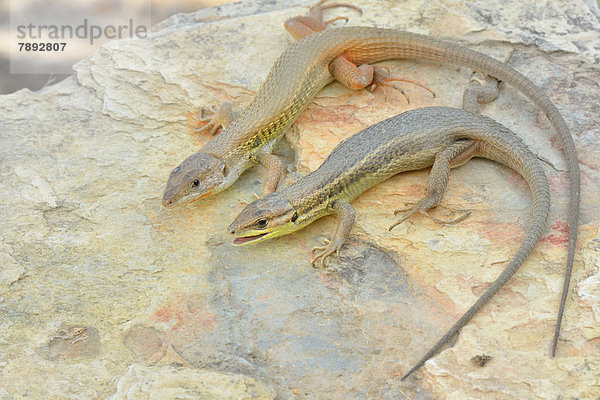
[401,137,551,380]
[351,31,578,336]
[442,42,578,354]
[320,26,577,354]
[368,28,578,350]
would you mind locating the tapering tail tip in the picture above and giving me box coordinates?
[400,364,421,381]
[551,330,559,358]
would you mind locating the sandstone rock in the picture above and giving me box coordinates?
[109,364,275,400]
[0,0,598,398]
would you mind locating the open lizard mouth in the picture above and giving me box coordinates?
[233,233,267,245]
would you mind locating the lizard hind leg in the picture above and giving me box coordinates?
[254,152,287,196]
[462,73,501,113]
[462,49,513,113]
[284,0,362,40]
[287,1,434,103]
[309,0,363,14]
[328,59,437,104]
[389,140,479,231]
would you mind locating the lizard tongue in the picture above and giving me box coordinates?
[233,233,267,245]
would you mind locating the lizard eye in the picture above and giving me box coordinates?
[291,212,298,223]
[256,219,268,228]
[192,179,200,187]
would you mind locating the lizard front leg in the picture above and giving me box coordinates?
[311,200,356,268]
[254,153,287,196]
[195,102,236,136]
[195,102,235,136]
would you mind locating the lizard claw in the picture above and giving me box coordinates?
[309,0,363,16]
[389,200,471,231]
[324,16,349,25]
[239,193,261,206]
[285,0,362,40]
[195,102,234,136]
[468,71,489,87]
[369,66,436,104]
[311,238,344,268]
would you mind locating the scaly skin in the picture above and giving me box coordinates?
[162,13,578,358]
[228,106,551,379]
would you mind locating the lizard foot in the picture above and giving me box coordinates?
[461,49,514,112]
[195,102,234,136]
[239,193,261,206]
[311,238,344,268]
[369,66,437,104]
[285,0,362,40]
[389,200,471,231]
[309,0,363,19]
[323,16,349,25]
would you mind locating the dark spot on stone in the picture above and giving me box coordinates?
[471,353,492,367]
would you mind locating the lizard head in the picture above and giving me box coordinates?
[228,192,300,245]
[162,151,227,208]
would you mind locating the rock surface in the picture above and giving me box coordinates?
[1,0,599,399]
[108,365,275,400]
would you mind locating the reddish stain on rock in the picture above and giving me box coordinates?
[318,270,344,292]
[152,294,217,333]
[298,104,358,125]
[542,220,569,247]
[153,307,175,323]
[547,171,569,191]
[475,219,525,246]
